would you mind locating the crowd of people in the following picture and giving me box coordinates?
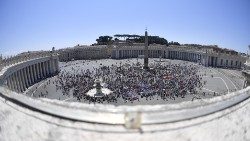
[54,60,204,104]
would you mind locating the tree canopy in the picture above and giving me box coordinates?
[96,36,113,45]
[96,34,178,46]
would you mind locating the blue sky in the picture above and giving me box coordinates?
[0,0,249,56]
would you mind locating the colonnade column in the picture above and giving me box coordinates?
[17,70,24,92]
[38,63,42,79]
[8,76,13,90]
[35,64,39,81]
[49,59,54,75]
[20,69,26,92]
[10,75,15,91]
[15,71,20,92]
[51,59,55,75]
[26,67,31,86]
[40,62,44,78]
[44,61,48,76]
[46,61,50,76]
[43,62,47,76]
[36,64,40,80]
[23,68,29,89]
[29,65,34,84]
[48,60,51,76]
[25,67,31,87]
[42,62,46,78]
[6,77,11,89]
[33,64,37,83]
[48,60,52,76]
[116,50,119,59]
[12,73,17,91]
[55,59,59,73]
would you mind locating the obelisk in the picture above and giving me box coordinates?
[143,29,149,70]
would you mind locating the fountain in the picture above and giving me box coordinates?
[86,78,113,97]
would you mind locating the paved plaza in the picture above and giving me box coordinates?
[25,58,245,106]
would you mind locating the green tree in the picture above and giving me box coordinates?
[96,36,113,45]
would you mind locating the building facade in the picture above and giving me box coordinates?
[56,43,246,69]
[111,43,246,69]
[58,45,110,62]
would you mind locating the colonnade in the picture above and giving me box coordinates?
[112,49,244,69]
[114,50,162,59]
[168,51,200,63]
[112,49,201,63]
[5,58,59,93]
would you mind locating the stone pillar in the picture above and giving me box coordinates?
[46,61,50,76]
[10,75,15,91]
[33,64,37,82]
[49,60,52,75]
[6,77,11,89]
[17,70,24,92]
[36,63,41,81]
[56,60,59,72]
[23,67,29,89]
[48,60,51,75]
[29,65,34,84]
[20,69,27,92]
[20,69,26,91]
[55,59,59,73]
[39,62,43,78]
[44,61,47,76]
[35,64,39,80]
[14,71,20,92]
[206,55,209,67]
[55,58,59,73]
[26,67,31,86]
[38,63,42,79]
[43,61,47,76]
[49,59,54,75]
[12,73,18,92]
[50,58,55,75]
[116,50,119,59]
[42,62,46,78]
